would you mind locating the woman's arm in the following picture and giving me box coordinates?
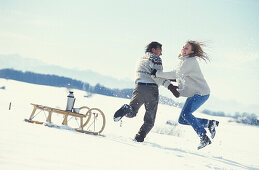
[156,70,177,79]
[156,58,195,79]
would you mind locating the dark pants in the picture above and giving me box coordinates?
[126,83,159,137]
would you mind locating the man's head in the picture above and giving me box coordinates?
[145,41,162,56]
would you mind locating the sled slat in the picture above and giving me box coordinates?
[24,119,44,124]
[25,103,105,135]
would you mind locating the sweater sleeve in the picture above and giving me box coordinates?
[152,76,171,88]
[156,70,177,79]
[156,58,195,79]
[149,55,171,88]
[149,55,163,70]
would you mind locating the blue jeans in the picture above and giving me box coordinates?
[178,94,210,137]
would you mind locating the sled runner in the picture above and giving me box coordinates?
[24,103,106,135]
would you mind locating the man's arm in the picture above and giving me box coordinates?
[149,55,171,88]
[149,55,179,98]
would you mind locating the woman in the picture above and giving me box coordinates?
[152,41,219,149]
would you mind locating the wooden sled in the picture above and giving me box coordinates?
[25,103,106,135]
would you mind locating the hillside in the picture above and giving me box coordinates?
[0,68,180,106]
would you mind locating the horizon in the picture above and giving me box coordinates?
[1,66,259,116]
[0,0,258,106]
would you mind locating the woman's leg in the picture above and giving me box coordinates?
[178,94,209,137]
[178,116,209,127]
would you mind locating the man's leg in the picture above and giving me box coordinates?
[114,85,144,121]
[135,85,158,142]
[127,85,145,118]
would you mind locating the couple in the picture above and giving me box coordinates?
[113,41,219,150]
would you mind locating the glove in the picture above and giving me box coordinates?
[168,84,180,98]
[150,69,157,77]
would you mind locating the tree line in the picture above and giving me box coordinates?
[0,68,133,99]
[1,68,258,126]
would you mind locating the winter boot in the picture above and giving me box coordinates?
[113,104,133,122]
[208,120,219,139]
[198,134,212,150]
[134,131,146,142]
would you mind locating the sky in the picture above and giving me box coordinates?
[0,0,259,106]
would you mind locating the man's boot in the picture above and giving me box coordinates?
[113,104,133,122]
[134,131,146,142]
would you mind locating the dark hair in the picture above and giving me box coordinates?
[145,41,162,53]
[187,40,210,62]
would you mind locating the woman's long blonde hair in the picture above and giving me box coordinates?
[183,40,210,62]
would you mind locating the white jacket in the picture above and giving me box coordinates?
[156,56,210,97]
[135,52,171,88]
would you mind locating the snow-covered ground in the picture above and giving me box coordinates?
[0,78,258,170]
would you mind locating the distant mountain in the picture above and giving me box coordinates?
[0,54,134,89]
[1,54,258,116]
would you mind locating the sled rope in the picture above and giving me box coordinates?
[31,109,44,120]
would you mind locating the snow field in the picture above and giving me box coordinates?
[0,79,258,170]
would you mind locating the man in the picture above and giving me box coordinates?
[113,41,179,142]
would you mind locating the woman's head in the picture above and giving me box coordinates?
[180,41,209,61]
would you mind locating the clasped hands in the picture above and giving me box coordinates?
[151,69,180,98]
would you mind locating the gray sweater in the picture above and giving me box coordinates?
[156,56,210,97]
[135,52,171,88]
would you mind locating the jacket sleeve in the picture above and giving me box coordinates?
[156,58,194,79]
[152,76,171,88]
[149,56,171,88]
[156,70,177,79]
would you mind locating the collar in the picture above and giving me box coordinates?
[179,55,189,60]
[145,52,158,58]
[179,55,196,60]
